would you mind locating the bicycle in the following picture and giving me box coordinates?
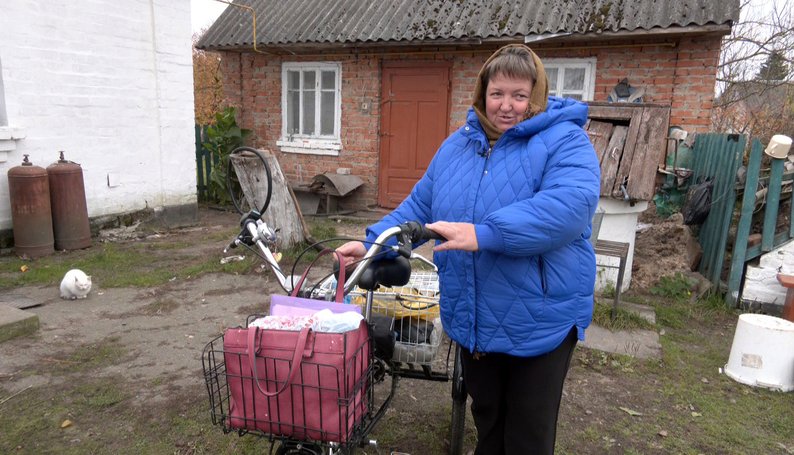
[202,209,469,454]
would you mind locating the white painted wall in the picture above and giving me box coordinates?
[595,198,648,292]
[741,242,794,308]
[0,0,196,230]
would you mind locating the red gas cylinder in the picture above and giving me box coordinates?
[47,151,91,250]
[7,155,54,258]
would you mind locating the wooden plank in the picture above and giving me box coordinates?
[626,106,671,200]
[587,104,635,120]
[231,149,306,249]
[725,137,756,307]
[599,125,628,197]
[586,120,614,165]
[609,110,643,198]
[762,159,785,252]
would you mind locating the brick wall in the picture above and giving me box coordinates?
[219,34,723,210]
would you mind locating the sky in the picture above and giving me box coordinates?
[191,0,228,33]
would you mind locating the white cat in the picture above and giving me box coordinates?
[60,269,92,300]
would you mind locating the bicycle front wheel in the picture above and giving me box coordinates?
[227,146,273,215]
[275,441,323,455]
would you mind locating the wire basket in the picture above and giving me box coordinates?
[351,270,443,365]
[202,323,372,447]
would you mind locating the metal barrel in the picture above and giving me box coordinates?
[47,151,92,250]
[7,155,54,258]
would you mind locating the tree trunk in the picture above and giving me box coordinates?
[229,149,306,250]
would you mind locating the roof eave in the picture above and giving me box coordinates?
[526,23,733,45]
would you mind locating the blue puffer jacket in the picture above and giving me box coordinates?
[367,97,601,357]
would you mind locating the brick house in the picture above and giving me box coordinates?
[198,0,739,213]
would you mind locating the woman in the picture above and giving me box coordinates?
[337,44,601,454]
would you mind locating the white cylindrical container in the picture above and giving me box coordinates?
[724,314,794,392]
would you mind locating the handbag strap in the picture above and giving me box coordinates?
[290,248,346,302]
[247,326,311,398]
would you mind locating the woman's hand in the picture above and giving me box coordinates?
[335,241,367,271]
[426,222,479,252]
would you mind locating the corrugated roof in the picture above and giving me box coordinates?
[197,0,740,51]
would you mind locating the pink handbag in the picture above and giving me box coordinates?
[223,320,370,442]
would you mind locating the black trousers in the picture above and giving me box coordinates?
[460,327,578,455]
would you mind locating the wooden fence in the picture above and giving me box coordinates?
[689,133,794,307]
[195,124,216,202]
[727,138,794,306]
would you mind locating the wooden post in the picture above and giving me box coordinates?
[230,149,306,250]
[726,140,763,308]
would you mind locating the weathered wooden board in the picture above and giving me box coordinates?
[600,125,628,197]
[626,106,670,200]
[230,149,306,249]
[610,109,644,198]
[586,102,672,201]
[586,120,615,165]
[588,103,635,121]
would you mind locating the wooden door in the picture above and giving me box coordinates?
[379,62,451,208]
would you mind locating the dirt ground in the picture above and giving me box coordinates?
[0,205,735,454]
[633,205,693,290]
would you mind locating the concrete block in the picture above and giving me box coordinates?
[0,304,39,343]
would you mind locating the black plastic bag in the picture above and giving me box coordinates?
[682,177,713,225]
[369,314,396,360]
[395,316,434,344]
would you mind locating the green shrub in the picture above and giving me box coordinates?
[203,106,251,205]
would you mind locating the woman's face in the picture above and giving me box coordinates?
[485,73,533,132]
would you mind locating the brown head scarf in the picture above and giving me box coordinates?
[472,44,549,145]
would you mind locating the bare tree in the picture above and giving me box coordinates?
[713,0,794,138]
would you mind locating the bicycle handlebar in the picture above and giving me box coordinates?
[342,222,444,295]
[225,210,443,297]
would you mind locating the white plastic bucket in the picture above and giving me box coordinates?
[724,314,794,392]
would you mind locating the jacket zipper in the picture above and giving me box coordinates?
[473,144,491,353]
[539,256,548,295]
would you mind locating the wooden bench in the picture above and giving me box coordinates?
[590,210,631,320]
[594,239,631,319]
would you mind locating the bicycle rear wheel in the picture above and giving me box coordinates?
[448,342,467,455]
[227,146,273,215]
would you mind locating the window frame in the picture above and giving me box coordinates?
[542,58,597,101]
[277,62,342,156]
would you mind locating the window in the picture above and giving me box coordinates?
[543,58,596,101]
[277,62,342,155]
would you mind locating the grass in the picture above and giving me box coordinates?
[591,300,655,331]
[558,275,794,455]
[0,242,250,290]
[0,219,342,291]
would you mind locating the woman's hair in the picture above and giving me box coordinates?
[480,46,538,88]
